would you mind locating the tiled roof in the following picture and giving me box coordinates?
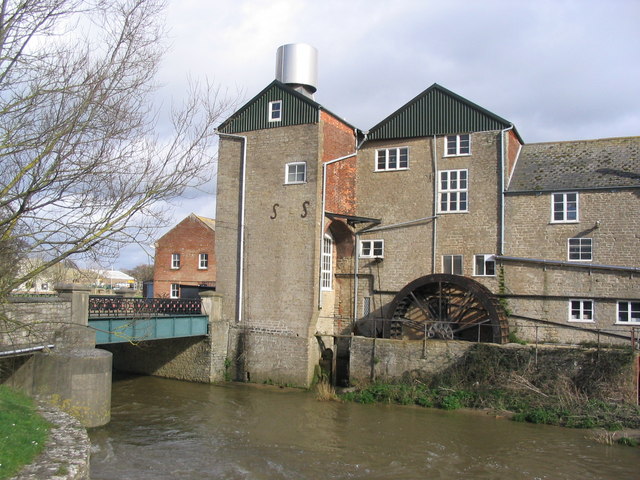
[194,214,216,231]
[508,136,640,192]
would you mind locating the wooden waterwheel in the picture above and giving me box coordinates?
[387,274,509,344]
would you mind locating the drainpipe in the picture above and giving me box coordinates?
[215,131,247,324]
[0,344,55,357]
[319,152,357,309]
[500,125,514,255]
[432,135,438,272]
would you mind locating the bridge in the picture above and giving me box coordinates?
[88,296,209,344]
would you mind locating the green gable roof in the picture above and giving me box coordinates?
[366,83,519,142]
[218,80,321,134]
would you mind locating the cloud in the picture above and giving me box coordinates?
[115,0,640,268]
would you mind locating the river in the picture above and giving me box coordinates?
[88,375,639,479]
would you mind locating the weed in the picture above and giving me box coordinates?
[315,380,340,402]
[617,437,639,447]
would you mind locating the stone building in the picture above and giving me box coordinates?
[215,44,639,386]
[153,214,216,298]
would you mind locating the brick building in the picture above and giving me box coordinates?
[215,44,639,386]
[153,214,216,298]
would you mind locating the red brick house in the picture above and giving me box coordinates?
[153,214,216,298]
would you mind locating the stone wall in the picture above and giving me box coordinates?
[11,404,90,480]
[502,188,640,337]
[349,336,474,384]
[354,131,504,316]
[349,335,638,402]
[1,297,71,347]
[216,114,357,386]
[104,336,213,382]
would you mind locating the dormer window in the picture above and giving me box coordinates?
[269,100,282,122]
[445,134,471,156]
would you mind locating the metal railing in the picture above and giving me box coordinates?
[88,296,202,317]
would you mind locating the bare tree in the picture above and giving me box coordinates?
[124,263,154,283]
[0,0,233,303]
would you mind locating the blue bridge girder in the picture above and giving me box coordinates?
[89,315,209,344]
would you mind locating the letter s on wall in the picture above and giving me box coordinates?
[270,203,279,220]
[301,201,310,218]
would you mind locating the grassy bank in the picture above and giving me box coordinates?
[340,344,640,433]
[0,386,50,480]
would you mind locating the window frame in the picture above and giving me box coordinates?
[569,299,594,323]
[268,100,282,122]
[551,192,579,223]
[616,301,640,324]
[375,147,409,172]
[444,134,471,157]
[171,253,180,269]
[199,253,209,269]
[568,238,592,261]
[321,234,333,291]
[360,239,384,258]
[285,161,307,185]
[474,254,496,276]
[438,169,469,213]
[443,254,463,275]
[170,283,179,299]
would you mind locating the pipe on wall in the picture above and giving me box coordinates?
[215,131,247,324]
[319,153,357,309]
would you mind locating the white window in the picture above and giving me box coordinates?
[552,192,578,223]
[568,238,592,261]
[474,254,496,276]
[445,134,471,156]
[170,283,179,299]
[617,301,640,324]
[360,239,384,258]
[569,299,594,322]
[439,169,468,213]
[199,253,209,269]
[268,100,282,122]
[443,255,463,275]
[171,253,180,269]
[285,162,306,184]
[375,147,409,171]
[321,234,333,291]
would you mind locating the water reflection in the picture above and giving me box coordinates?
[89,375,639,480]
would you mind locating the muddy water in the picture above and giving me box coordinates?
[88,375,639,479]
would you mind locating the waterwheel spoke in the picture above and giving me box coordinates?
[389,274,509,343]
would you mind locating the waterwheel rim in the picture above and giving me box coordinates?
[387,274,509,343]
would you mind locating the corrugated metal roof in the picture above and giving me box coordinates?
[508,136,640,192]
[218,80,320,133]
[366,83,518,141]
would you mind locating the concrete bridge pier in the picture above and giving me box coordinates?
[6,285,113,428]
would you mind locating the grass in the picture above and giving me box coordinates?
[0,386,50,480]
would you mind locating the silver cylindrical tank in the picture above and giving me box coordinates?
[275,43,318,96]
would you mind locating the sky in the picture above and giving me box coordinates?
[115,0,640,269]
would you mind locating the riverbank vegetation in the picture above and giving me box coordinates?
[340,344,640,432]
[0,386,50,479]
